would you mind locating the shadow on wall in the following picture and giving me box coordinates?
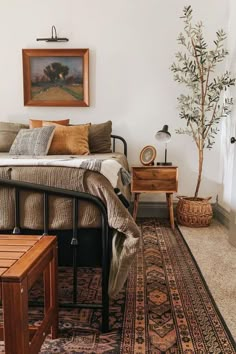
[175,168,220,203]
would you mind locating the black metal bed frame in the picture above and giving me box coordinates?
[0,134,127,333]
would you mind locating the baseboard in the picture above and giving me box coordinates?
[213,203,230,228]
[129,201,230,228]
[129,201,177,218]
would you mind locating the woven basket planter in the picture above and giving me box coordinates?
[176,196,213,227]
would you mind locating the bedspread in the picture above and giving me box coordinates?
[0,152,141,298]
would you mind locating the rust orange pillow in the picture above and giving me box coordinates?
[29,118,70,128]
[43,122,90,155]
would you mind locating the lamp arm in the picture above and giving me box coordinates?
[52,25,57,40]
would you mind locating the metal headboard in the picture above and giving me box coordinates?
[111,134,127,157]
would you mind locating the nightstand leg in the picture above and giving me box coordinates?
[166,193,175,229]
[133,193,140,221]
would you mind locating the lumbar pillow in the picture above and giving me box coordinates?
[89,121,112,153]
[43,122,90,155]
[29,118,70,128]
[9,126,55,156]
[0,122,29,152]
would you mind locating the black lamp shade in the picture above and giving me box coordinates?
[155,125,171,143]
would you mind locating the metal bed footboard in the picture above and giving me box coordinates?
[0,134,128,332]
[0,178,110,332]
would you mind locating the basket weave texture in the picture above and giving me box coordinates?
[176,197,213,227]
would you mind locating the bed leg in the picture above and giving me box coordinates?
[13,188,21,234]
[72,246,78,304]
[71,197,79,304]
[43,192,49,236]
[101,223,110,332]
[102,266,109,332]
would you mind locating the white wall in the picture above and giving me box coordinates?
[0,0,232,203]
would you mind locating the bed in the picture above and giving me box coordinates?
[0,134,140,332]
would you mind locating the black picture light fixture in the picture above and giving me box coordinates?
[155,125,172,166]
[36,25,69,42]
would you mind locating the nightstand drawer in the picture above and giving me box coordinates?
[132,178,177,192]
[132,167,176,181]
[131,165,178,228]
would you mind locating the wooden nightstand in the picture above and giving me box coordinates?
[131,165,178,229]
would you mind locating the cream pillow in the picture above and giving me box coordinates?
[43,122,90,155]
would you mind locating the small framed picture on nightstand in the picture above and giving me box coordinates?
[139,145,156,166]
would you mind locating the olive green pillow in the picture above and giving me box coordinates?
[0,122,29,152]
[89,121,112,153]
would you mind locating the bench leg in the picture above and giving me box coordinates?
[44,244,58,339]
[2,278,29,354]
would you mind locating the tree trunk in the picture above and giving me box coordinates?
[194,148,204,198]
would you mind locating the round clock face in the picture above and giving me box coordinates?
[140,145,156,165]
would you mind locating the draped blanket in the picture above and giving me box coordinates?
[0,153,140,298]
[0,156,131,189]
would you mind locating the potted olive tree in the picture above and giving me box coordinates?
[171,5,235,227]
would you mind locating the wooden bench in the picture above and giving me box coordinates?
[0,235,58,354]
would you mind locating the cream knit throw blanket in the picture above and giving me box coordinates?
[0,156,131,188]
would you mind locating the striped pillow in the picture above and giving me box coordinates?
[9,126,55,156]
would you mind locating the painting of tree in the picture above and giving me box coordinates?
[22,49,89,107]
[43,62,69,83]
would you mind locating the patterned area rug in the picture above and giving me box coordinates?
[0,218,235,353]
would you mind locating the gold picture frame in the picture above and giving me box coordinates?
[140,145,156,165]
[22,48,89,107]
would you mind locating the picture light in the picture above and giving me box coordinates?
[36,25,69,42]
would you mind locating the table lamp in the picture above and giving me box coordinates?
[155,125,172,166]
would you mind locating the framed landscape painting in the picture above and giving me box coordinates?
[22,48,89,107]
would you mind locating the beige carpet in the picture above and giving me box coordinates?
[179,219,236,340]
